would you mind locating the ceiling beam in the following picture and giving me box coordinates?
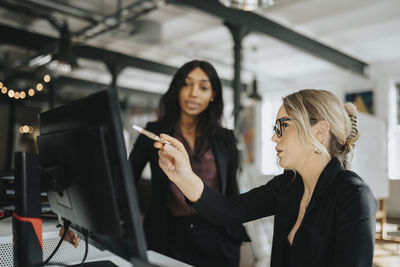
[0,24,237,88]
[0,24,56,50]
[75,45,178,76]
[175,0,368,76]
[56,76,161,97]
[23,0,103,23]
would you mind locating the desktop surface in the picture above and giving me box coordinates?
[1,217,191,267]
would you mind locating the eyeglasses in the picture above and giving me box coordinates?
[273,117,292,137]
[273,117,319,137]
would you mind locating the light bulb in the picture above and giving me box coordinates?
[22,125,29,133]
[8,90,15,98]
[36,83,43,91]
[44,74,51,83]
[28,88,35,96]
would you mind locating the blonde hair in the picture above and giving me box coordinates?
[282,89,359,169]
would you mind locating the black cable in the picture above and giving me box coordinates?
[78,230,89,267]
[43,220,70,266]
[45,262,69,266]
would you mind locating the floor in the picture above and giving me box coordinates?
[373,217,400,267]
[373,241,400,267]
[240,217,400,267]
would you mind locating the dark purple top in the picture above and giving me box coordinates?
[168,126,221,216]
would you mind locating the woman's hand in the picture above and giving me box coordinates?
[154,134,204,202]
[59,226,80,248]
[154,134,192,183]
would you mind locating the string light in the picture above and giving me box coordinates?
[36,83,43,91]
[8,89,14,98]
[44,74,51,83]
[19,125,33,134]
[1,74,50,100]
[28,88,35,96]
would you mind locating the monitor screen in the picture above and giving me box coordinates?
[37,89,148,262]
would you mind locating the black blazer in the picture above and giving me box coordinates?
[192,157,377,267]
[129,121,250,254]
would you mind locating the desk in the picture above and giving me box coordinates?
[49,250,191,267]
[0,217,191,267]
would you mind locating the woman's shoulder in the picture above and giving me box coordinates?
[336,170,368,188]
[213,127,237,148]
[334,170,375,201]
[333,170,377,215]
[215,127,235,140]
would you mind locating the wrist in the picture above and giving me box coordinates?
[175,171,204,203]
[175,168,196,183]
[187,172,204,202]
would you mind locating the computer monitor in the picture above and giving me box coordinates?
[37,89,148,263]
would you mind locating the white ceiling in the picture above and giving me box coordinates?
[1,0,400,94]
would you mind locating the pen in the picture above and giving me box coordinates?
[133,125,171,145]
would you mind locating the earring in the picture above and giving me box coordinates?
[210,98,214,102]
[313,145,321,154]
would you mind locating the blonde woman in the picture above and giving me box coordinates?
[155,89,376,267]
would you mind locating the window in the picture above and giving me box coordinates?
[388,83,400,180]
[396,84,400,125]
[260,90,290,175]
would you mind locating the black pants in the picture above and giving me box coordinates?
[167,215,241,267]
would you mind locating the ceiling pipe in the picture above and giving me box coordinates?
[0,0,64,30]
[0,24,244,90]
[225,23,250,126]
[72,0,164,42]
[173,0,369,76]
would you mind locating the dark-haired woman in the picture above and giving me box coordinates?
[129,60,249,267]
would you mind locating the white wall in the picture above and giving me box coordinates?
[351,114,388,199]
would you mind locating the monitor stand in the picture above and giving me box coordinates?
[12,152,43,267]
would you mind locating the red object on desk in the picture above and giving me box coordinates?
[13,212,43,247]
